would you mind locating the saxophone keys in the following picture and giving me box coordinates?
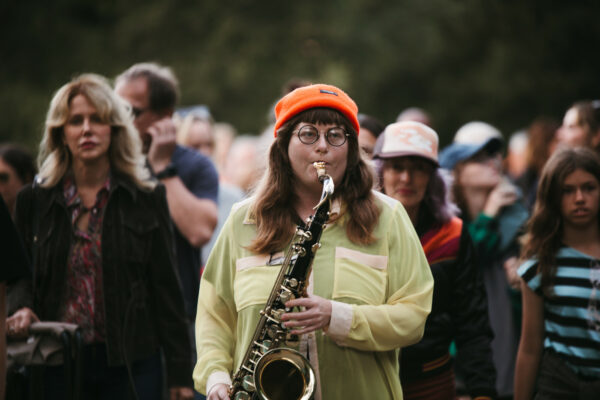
[242,365,254,373]
[293,244,307,257]
[242,375,256,392]
[234,390,252,400]
[311,243,321,253]
[286,332,300,345]
[279,289,294,304]
[271,308,285,321]
[261,340,272,350]
[267,324,279,338]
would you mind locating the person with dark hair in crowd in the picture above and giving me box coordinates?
[1,194,31,400]
[194,84,433,400]
[357,113,384,159]
[0,144,36,218]
[116,62,218,399]
[0,144,35,399]
[440,121,528,399]
[373,121,496,400]
[5,74,192,399]
[556,100,600,154]
[266,77,312,126]
[396,107,432,127]
[281,77,312,96]
[515,147,600,399]
[514,117,560,211]
[505,130,529,181]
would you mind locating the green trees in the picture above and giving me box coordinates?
[1,1,599,150]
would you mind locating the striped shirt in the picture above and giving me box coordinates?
[518,246,600,378]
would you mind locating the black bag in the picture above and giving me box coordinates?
[7,322,81,368]
[6,321,83,400]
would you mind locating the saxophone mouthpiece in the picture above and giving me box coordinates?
[313,161,327,183]
[312,161,334,210]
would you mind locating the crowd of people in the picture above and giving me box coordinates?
[2,63,600,400]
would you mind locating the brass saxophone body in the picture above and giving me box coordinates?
[229,162,334,400]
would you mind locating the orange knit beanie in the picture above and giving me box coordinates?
[273,84,360,137]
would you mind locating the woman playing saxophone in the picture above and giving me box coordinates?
[194,84,434,400]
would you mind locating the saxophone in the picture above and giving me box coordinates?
[229,162,334,400]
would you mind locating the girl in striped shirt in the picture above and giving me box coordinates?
[515,147,600,399]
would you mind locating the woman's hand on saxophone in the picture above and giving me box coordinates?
[207,383,229,400]
[282,294,332,335]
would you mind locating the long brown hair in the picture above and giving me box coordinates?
[521,147,600,294]
[248,108,380,254]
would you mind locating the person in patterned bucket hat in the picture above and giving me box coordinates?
[374,121,497,400]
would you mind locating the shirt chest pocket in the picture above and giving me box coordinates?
[122,217,158,265]
[233,253,284,312]
[332,247,388,305]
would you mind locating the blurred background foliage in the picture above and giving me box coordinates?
[1,0,599,153]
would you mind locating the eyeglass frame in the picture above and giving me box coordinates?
[293,124,350,147]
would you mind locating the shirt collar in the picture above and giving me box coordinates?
[63,173,111,209]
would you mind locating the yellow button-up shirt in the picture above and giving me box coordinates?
[194,191,433,399]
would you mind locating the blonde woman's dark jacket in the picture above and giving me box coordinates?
[13,172,192,388]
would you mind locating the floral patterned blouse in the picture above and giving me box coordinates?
[60,175,111,343]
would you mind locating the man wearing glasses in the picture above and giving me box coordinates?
[116,63,218,400]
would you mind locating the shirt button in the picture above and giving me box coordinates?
[92,208,98,215]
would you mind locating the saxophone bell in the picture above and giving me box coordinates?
[254,348,315,400]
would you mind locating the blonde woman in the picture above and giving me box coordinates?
[6,74,192,399]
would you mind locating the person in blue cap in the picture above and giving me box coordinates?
[439,121,529,400]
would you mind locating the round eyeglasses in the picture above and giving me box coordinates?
[294,125,349,147]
